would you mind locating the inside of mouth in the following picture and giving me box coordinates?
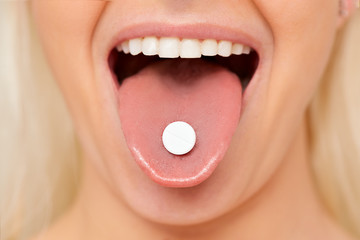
[109,49,259,90]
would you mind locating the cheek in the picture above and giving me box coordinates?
[31,1,106,140]
[31,1,102,44]
[257,0,338,41]
[31,1,105,102]
[255,0,338,115]
[237,0,339,194]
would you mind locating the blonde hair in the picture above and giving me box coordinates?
[0,2,79,240]
[308,11,360,238]
[0,2,359,240]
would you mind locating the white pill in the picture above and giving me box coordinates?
[162,121,196,155]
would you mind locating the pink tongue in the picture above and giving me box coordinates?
[119,59,242,187]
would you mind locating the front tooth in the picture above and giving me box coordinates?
[180,39,201,58]
[232,43,243,55]
[121,41,130,54]
[218,40,232,57]
[201,39,217,56]
[129,38,142,55]
[142,36,159,56]
[159,37,180,58]
[243,45,251,54]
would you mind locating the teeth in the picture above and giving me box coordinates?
[218,40,232,57]
[159,37,180,58]
[180,39,201,58]
[116,44,123,52]
[232,43,244,55]
[121,41,130,54]
[142,36,158,56]
[129,38,142,55]
[243,45,251,54]
[201,39,217,56]
[116,37,252,58]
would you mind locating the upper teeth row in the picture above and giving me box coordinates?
[116,37,252,58]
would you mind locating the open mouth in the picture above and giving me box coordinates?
[108,36,260,188]
[109,37,259,91]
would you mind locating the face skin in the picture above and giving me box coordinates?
[31,0,356,239]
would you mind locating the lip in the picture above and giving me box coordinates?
[99,21,271,187]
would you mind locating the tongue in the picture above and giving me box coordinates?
[119,59,242,187]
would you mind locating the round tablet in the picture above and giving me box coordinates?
[162,121,196,155]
